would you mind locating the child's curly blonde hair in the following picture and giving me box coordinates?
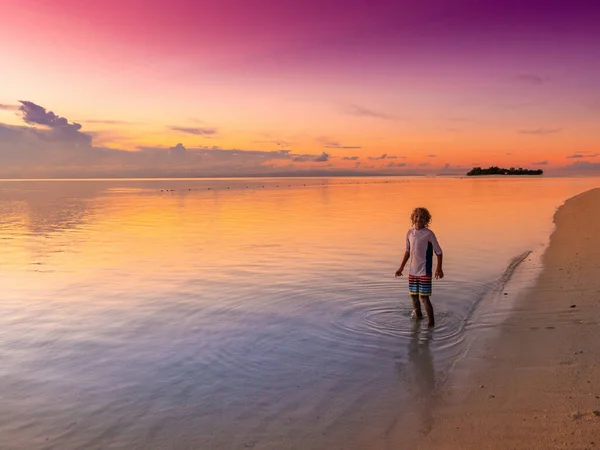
[410,207,432,227]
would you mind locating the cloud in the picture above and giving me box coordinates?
[292,152,329,163]
[170,126,217,136]
[169,143,187,157]
[518,128,561,135]
[0,101,448,177]
[315,137,362,149]
[566,152,598,159]
[427,154,437,157]
[253,139,293,148]
[20,101,82,132]
[84,119,134,125]
[516,74,544,85]
[323,141,362,149]
[418,162,430,167]
[558,161,600,173]
[314,152,329,162]
[0,103,19,111]
[18,100,92,146]
[368,154,388,160]
[0,101,338,177]
[386,162,406,168]
[532,160,548,165]
[438,163,472,174]
[345,105,394,121]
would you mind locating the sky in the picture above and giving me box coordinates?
[1,0,600,177]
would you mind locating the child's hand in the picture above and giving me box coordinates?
[435,268,444,279]
[395,268,403,277]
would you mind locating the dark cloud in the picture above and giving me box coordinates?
[346,105,394,121]
[20,101,82,132]
[18,100,91,146]
[566,152,598,159]
[427,154,437,157]
[342,156,359,160]
[291,152,328,163]
[532,160,548,165]
[368,154,388,160]
[170,126,217,136]
[516,74,544,85]
[518,128,561,135]
[387,162,407,168]
[314,152,329,162]
[0,104,19,111]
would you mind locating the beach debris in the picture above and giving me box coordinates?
[570,410,600,420]
[570,304,576,308]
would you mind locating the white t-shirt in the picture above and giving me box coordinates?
[405,228,443,276]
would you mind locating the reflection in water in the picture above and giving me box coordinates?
[407,322,436,435]
[1,177,599,449]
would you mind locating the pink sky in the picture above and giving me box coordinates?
[1,0,600,177]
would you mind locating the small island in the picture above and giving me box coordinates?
[466,166,543,176]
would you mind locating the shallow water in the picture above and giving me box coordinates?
[0,176,598,449]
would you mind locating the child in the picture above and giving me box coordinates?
[395,207,444,328]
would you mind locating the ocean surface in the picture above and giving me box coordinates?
[0,176,598,449]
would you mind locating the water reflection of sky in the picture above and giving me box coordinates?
[0,176,599,449]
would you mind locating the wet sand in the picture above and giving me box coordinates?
[421,188,600,449]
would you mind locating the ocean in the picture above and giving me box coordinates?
[0,176,598,449]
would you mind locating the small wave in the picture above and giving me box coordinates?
[462,250,532,326]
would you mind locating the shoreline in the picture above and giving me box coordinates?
[420,187,600,449]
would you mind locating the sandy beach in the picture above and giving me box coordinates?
[420,188,600,449]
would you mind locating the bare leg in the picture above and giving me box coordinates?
[421,295,435,327]
[411,294,423,319]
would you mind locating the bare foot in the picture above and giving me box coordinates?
[411,310,424,320]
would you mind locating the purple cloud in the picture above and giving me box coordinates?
[292,152,329,162]
[532,160,548,165]
[342,156,359,160]
[346,105,394,121]
[0,104,19,111]
[19,101,82,132]
[566,152,599,159]
[368,154,388,160]
[18,100,91,145]
[323,141,362,149]
[314,152,330,162]
[518,128,561,135]
[171,126,217,136]
[516,74,544,85]
[84,119,134,125]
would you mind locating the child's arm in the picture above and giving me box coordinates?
[435,253,444,279]
[395,251,410,277]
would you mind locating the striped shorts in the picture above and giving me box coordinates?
[408,274,433,296]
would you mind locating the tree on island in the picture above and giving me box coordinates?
[466,166,543,176]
